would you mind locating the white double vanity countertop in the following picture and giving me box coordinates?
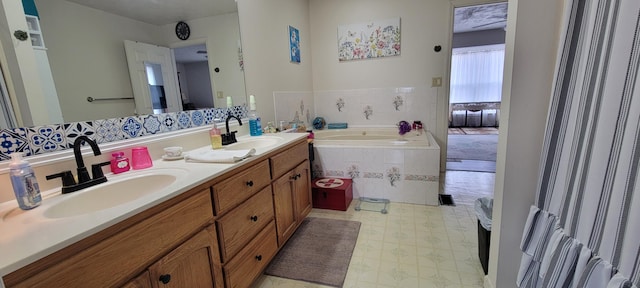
[0,132,308,285]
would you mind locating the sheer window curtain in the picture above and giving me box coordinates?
[449,44,505,103]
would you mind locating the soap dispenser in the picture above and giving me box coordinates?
[210,123,222,149]
[248,95,262,136]
[9,152,42,210]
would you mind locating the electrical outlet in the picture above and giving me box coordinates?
[432,77,442,87]
[216,91,224,99]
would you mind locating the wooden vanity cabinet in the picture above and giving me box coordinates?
[122,225,223,288]
[122,271,152,288]
[4,189,221,288]
[4,137,312,288]
[270,140,312,246]
[216,186,275,262]
[147,225,223,288]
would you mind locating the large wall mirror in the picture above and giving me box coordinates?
[2,0,247,127]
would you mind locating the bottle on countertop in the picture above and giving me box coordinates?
[210,123,222,149]
[248,95,262,136]
[9,152,42,210]
[110,152,130,174]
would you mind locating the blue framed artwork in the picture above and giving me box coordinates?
[289,26,300,63]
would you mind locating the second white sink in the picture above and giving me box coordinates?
[44,169,188,219]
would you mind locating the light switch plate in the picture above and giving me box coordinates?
[432,77,442,87]
[216,91,224,99]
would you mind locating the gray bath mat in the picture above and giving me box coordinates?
[264,217,361,287]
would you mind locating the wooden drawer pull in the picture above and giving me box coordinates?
[255,255,263,261]
[159,274,171,284]
[250,215,258,222]
[246,180,254,187]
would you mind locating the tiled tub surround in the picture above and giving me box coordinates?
[313,86,438,131]
[312,128,440,206]
[0,106,248,162]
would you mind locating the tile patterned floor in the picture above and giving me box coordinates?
[253,171,495,288]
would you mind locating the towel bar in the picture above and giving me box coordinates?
[87,97,134,102]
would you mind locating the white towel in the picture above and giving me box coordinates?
[184,148,256,163]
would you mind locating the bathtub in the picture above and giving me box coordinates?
[312,127,441,206]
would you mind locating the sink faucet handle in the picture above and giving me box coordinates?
[91,161,111,180]
[46,171,77,187]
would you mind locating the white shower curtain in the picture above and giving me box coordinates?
[517,0,640,287]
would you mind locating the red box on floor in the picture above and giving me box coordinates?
[312,178,353,211]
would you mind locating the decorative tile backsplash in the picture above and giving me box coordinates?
[314,86,437,130]
[0,106,247,161]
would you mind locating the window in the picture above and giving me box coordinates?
[450,44,505,103]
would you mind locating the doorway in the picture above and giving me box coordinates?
[172,44,215,110]
[446,2,507,174]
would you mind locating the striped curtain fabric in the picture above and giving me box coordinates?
[517,0,640,287]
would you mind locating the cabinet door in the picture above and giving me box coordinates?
[148,225,223,288]
[272,171,297,246]
[293,160,312,220]
[122,271,152,288]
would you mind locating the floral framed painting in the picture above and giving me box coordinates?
[289,25,300,63]
[337,17,401,61]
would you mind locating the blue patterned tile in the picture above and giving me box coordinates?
[93,118,124,144]
[213,108,227,119]
[121,117,143,139]
[239,105,248,118]
[64,121,95,148]
[0,128,31,161]
[190,110,204,127]
[160,113,178,132]
[232,106,242,117]
[176,111,191,129]
[203,108,216,124]
[27,125,67,155]
[142,115,162,135]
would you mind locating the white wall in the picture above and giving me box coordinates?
[36,0,163,122]
[487,0,562,286]
[237,0,314,125]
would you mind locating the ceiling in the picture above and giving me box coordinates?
[174,44,208,63]
[65,0,238,26]
[454,2,508,34]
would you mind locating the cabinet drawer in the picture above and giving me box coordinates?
[6,190,213,288]
[212,159,270,214]
[224,221,278,288]
[217,186,274,262]
[270,141,308,179]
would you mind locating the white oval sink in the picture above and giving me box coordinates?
[224,136,282,151]
[44,169,187,218]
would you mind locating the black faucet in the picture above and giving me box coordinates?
[46,136,110,194]
[222,112,243,145]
